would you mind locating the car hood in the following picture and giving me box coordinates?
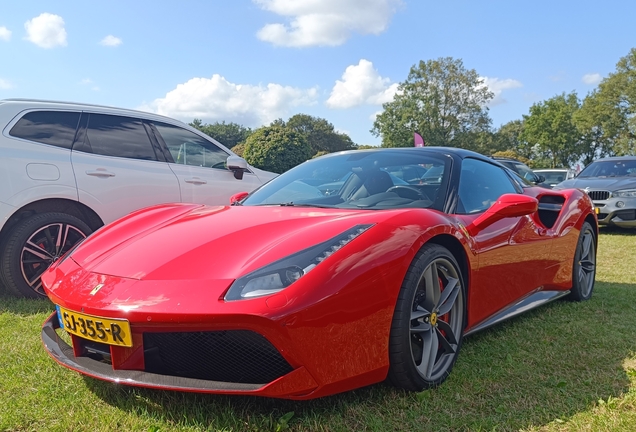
[557,177,636,191]
[70,204,395,281]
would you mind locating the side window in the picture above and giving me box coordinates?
[83,114,157,161]
[9,111,80,149]
[457,158,518,214]
[152,122,229,169]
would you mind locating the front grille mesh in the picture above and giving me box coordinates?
[615,210,636,221]
[587,190,610,201]
[143,330,293,384]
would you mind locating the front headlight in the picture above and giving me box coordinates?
[612,189,636,198]
[224,224,373,301]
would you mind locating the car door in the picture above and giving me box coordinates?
[454,158,552,326]
[149,121,263,205]
[71,113,181,225]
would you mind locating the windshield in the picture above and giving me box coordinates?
[242,150,450,210]
[578,160,636,178]
[539,171,568,184]
[509,162,537,182]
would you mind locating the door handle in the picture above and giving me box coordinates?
[86,169,115,177]
[184,177,207,185]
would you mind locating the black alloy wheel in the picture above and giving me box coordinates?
[0,212,91,298]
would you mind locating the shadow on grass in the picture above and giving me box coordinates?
[599,226,636,236]
[82,281,636,431]
[0,292,54,315]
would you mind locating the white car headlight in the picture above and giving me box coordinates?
[612,189,636,198]
[224,224,374,301]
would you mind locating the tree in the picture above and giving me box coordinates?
[371,57,494,149]
[231,142,246,157]
[493,120,528,157]
[189,120,252,149]
[243,125,312,173]
[521,92,582,168]
[574,90,623,164]
[578,48,636,157]
[279,114,355,155]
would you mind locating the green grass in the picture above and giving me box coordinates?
[1,228,635,431]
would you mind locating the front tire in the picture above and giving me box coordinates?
[567,221,596,301]
[0,212,91,298]
[388,243,466,391]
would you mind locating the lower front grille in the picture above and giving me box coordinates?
[587,190,610,201]
[143,330,293,384]
[614,209,636,221]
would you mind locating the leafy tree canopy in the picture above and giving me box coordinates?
[243,125,312,174]
[578,48,636,157]
[276,114,355,155]
[372,57,494,150]
[521,92,582,168]
[189,119,252,149]
[231,142,246,157]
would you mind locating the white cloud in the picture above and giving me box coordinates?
[326,59,398,109]
[24,13,67,48]
[369,110,382,121]
[481,77,523,106]
[0,26,11,42]
[582,73,602,85]
[140,74,318,127]
[100,35,122,47]
[0,78,13,90]
[79,78,99,91]
[254,0,403,47]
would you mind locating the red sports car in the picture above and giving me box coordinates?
[41,148,597,400]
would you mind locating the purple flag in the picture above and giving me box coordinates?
[414,132,425,147]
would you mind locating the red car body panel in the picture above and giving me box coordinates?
[41,150,597,400]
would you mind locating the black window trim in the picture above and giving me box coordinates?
[72,111,161,162]
[6,108,82,150]
[148,120,254,175]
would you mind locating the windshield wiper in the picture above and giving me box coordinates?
[275,202,333,208]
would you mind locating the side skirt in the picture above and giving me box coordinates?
[464,290,570,336]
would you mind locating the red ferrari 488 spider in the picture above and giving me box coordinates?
[41,147,597,399]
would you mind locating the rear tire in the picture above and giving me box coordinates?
[0,212,91,298]
[567,221,596,301]
[388,243,466,391]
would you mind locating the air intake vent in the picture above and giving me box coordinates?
[143,330,293,384]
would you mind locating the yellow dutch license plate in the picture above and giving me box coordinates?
[56,305,133,347]
[595,207,601,214]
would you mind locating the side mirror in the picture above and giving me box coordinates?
[227,156,247,180]
[466,194,538,236]
[536,174,546,183]
[230,191,249,205]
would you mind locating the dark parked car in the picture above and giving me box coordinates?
[556,156,636,228]
[492,157,547,186]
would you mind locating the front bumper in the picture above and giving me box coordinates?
[592,197,636,228]
[41,313,319,398]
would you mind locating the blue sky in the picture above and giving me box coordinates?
[1,1,634,146]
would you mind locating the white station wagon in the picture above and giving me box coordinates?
[0,99,276,298]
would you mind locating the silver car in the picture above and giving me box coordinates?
[556,156,636,228]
